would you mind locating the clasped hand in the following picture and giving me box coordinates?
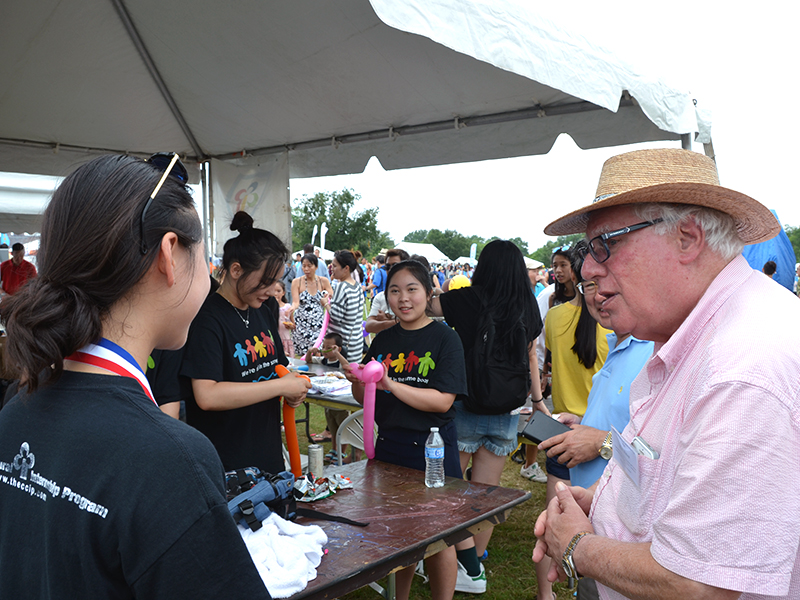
[532,482,595,582]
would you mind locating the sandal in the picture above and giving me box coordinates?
[325,450,347,465]
[311,431,332,442]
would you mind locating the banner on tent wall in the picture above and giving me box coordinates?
[210,154,291,256]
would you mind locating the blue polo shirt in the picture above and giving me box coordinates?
[372,266,387,294]
[569,333,654,489]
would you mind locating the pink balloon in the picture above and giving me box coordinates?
[312,310,331,349]
[351,359,383,459]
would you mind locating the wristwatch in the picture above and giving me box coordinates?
[562,531,591,588]
[599,431,613,460]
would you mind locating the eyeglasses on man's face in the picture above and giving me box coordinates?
[579,219,663,264]
[576,281,597,296]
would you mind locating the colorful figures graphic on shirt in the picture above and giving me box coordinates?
[231,332,278,369]
[374,350,436,379]
[418,352,436,377]
[261,331,275,354]
[404,351,420,373]
[234,343,248,367]
[391,353,406,373]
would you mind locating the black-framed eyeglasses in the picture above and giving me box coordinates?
[576,281,597,296]
[140,152,189,255]
[579,219,663,264]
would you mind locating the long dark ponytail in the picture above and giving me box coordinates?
[570,240,600,368]
[471,240,541,352]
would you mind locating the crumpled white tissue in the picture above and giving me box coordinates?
[238,512,328,598]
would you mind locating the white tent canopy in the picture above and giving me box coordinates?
[0,0,708,236]
[395,242,451,264]
[1,0,704,180]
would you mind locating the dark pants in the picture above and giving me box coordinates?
[577,578,599,600]
[375,421,462,478]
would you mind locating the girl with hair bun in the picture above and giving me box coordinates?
[181,211,310,475]
[0,154,271,598]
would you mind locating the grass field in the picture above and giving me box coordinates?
[291,403,574,600]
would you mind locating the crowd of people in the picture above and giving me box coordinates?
[0,147,799,600]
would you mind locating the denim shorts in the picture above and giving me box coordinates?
[453,401,519,457]
[545,454,571,481]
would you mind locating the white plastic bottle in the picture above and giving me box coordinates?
[424,427,445,488]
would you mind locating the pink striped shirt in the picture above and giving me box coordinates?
[590,255,800,599]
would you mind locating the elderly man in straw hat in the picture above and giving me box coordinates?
[532,148,800,600]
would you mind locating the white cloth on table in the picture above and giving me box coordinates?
[238,512,328,598]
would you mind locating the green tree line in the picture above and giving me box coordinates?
[291,189,394,254]
[289,187,584,263]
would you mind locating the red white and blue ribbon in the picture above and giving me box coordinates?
[66,338,156,405]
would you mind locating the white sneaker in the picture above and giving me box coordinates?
[455,560,486,594]
[520,463,547,483]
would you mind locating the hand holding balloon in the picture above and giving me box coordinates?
[275,364,311,477]
[312,309,331,349]
[348,360,384,459]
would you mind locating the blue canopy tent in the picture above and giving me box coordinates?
[743,210,797,291]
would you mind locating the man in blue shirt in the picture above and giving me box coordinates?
[538,276,652,600]
[538,279,653,488]
[369,254,387,296]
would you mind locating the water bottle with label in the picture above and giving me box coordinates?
[424,427,445,488]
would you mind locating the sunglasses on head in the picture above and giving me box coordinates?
[140,152,189,255]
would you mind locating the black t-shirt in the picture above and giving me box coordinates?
[181,293,288,473]
[440,284,543,351]
[364,320,467,431]
[147,348,191,408]
[0,372,270,600]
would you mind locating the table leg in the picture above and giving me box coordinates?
[300,401,312,443]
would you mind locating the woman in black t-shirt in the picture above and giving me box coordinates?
[346,260,466,600]
[0,154,272,598]
[181,211,311,474]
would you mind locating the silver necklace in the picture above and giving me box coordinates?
[221,294,250,328]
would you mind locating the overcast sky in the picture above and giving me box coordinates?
[290,2,798,254]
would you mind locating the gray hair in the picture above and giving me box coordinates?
[633,203,744,261]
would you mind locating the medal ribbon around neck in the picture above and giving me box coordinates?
[66,338,156,405]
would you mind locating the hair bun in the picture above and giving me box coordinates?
[230,211,254,233]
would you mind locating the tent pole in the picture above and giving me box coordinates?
[703,139,716,162]
[207,162,216,261]
[681,134,692,151]
[109,0,204,160]
[200,161,210,265]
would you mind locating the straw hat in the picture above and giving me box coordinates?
[544,148,779,244]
